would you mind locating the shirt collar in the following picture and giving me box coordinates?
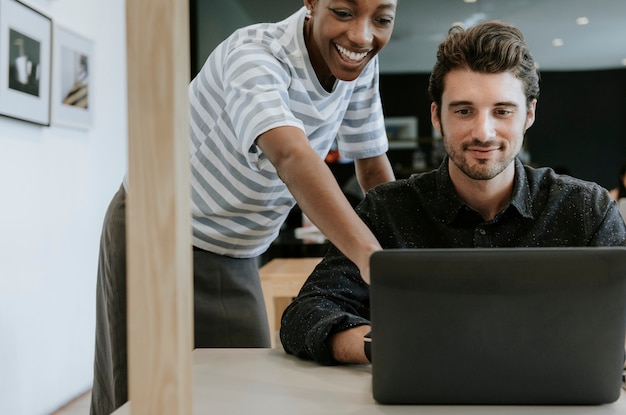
[435,157,535,224]
[509,158,535,219]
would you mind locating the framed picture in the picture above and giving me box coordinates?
[0,0,52,125]
[51,24,93,129]
[384,116,418,148]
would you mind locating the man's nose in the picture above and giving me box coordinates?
[472,113,496,141]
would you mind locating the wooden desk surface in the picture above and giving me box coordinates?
[259,257,322,279]
[113,348,625,414]
[259,257,321,298]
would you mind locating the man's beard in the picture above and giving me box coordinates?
[444,138,517,181]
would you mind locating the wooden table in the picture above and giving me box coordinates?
[113,348,626,414]
[259,257,322,346]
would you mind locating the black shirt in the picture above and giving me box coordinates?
[279,158,626,365]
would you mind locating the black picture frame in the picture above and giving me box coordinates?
[0,0,52,126]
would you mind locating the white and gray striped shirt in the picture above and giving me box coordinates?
[189,7,388,258]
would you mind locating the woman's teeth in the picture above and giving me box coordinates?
[336,44,368,61]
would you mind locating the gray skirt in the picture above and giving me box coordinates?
[90,184,271,415]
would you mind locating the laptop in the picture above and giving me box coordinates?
[369,247,626,405]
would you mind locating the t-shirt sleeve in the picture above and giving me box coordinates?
[222,43,305,171]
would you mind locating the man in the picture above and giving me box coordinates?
[279,20,626,365]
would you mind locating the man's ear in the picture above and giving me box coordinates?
[430,102,442,135]
[525,99,537,131]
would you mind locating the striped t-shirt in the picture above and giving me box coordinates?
[189,7,388,258]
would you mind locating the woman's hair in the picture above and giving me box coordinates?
[428,20,540,114]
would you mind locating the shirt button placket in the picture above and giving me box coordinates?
[475,226,489,247]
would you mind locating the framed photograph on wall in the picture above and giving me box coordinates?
[51,25,93,129]
[0,0,52,125]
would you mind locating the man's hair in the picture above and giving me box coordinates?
[428,20,540,112]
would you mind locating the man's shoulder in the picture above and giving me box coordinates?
[371,169,437,194]
[524,164,608,199]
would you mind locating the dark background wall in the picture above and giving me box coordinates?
[526,69,626,189]
[378,69,626,190]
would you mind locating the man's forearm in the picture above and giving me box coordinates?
[328,325,372,364]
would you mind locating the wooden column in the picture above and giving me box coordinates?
[125,0,192,413]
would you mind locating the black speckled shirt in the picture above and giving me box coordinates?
[279,157,626,365]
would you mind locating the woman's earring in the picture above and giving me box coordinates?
[305,8,312,19]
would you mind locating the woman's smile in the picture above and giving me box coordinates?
[335,44,370,63]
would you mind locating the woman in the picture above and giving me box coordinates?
[90,1,398,414]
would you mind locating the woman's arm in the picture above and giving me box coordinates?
[354,154,395,193]
[257,126,384,283]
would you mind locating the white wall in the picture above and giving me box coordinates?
[0,1,127,414]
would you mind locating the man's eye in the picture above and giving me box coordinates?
[455,109,470,115]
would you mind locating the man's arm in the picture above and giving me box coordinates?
[257,126,387,283]
[328,325,371,364]
[280,246,371,365]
